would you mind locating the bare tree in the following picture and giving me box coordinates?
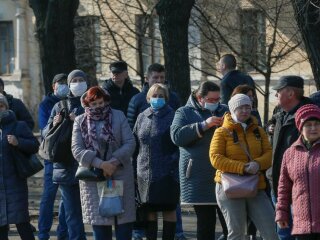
[291,0,320,89]
[29,0,79,94]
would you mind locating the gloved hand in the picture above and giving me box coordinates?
[244,161,260,174]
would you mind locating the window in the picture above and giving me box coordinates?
[239,9,266,72]
[0,22,14,75]
[136,15,161,74]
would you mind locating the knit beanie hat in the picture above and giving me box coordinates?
[295,104,320,132]
[52,73,67,84]
[67,70,87,85]
[228,94,252,114]
[0,93,9,109]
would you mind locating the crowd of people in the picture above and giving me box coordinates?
[0,53,320,240]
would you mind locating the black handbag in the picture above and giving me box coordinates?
[12,150,43,179]
[75,143,108,181]
[38,100,73,163]
[134,185,148,229]
[148,175,180,205]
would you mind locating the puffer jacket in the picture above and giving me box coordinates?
[170,93,228,204]
[134,105,179,203]
[276,136,320,235]
[72,108,136,225]
[210,113,272,189]
[0,110,39,226]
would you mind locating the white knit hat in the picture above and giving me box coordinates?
[228,94,252,114]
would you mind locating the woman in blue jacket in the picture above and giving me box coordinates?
[0,94,39,239]
[170,81,229,240]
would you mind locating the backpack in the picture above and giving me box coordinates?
[38,100,73,164]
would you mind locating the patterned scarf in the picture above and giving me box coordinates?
[80,105,115,151]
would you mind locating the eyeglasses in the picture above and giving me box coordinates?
[204,97,220,103]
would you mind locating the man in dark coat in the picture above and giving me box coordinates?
[38,73,68,240]
[266,75,312,240]
[101,61,139,116]
[217,54,255,104]
[127,63,180,129]
[0,78,34,130]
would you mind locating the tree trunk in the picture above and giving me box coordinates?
[291,0,320,89]
[263,73,271,125]
[29,0,79,94]
[156,0,195,104]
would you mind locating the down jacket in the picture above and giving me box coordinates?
[170,93,228,204]
[276,136,320,235]
[210,113,272,189]
[0,110,39,226]
[72,108,136,225]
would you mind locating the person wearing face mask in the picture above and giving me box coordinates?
[0,94,39,240]
[43,69,88,240]
[72,86,136,240]
[170,81,229,240]
[210,94,278,240]
[38,73,68,240]
[133,83,179,240]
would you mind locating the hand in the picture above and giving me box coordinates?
[277,221,289,229]
[205,116,223,128]
[7,135,18,146]
[268,124,275,135]
[69,112,76,121]
[244,161,260,174]
[53,114,62,126]
[100,162,117,177]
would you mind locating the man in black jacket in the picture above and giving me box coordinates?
[0,78,34,130]
[267,75,312,240]
[217,54,255,104]
[101,61,139,116]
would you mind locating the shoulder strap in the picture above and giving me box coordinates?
[221,127,253,162]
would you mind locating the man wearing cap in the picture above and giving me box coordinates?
[217,54,255,104]
[38,74,68,240]
[0,78,34,129]
[102,61,139,116]
[267,75,313,240]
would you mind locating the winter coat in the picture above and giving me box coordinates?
[210,113,272,189]
[220,70,255,105]
[170,93,229,204]
[0,110,39,226]
[38,93,60,133]
[44,96,84,184]
[133,105,179,203]
[276,136,320,235]
[72,109,136,225]
[127,83,180,129]
[266,97,313,196]
[3,91,35,130]
[101,78,139,116]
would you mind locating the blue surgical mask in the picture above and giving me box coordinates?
[204,102,219,112]
[55,84,69,98]
[150,97,165,110]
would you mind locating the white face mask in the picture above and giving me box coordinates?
[69,82,87,97]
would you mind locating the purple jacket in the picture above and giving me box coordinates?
[276,136,320,235]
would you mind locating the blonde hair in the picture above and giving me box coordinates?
[146,83,169,103]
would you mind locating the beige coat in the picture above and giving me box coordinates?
[72,109,136,225]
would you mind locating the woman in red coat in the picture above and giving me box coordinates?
[276,104,320,240]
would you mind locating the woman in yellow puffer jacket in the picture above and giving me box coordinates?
[210,94,278,240]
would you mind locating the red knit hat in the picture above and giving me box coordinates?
[295,104,320,131]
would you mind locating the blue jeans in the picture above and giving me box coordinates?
[216,184,278,240]
[38,160,68,240]
[59,183,86,240]
[133,204,184,238]
[92,222,133,240]
[271,190,294,240]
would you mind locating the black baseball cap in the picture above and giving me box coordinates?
[272,75,304,91]
[109,61,128,73]
[52,73,67,84]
